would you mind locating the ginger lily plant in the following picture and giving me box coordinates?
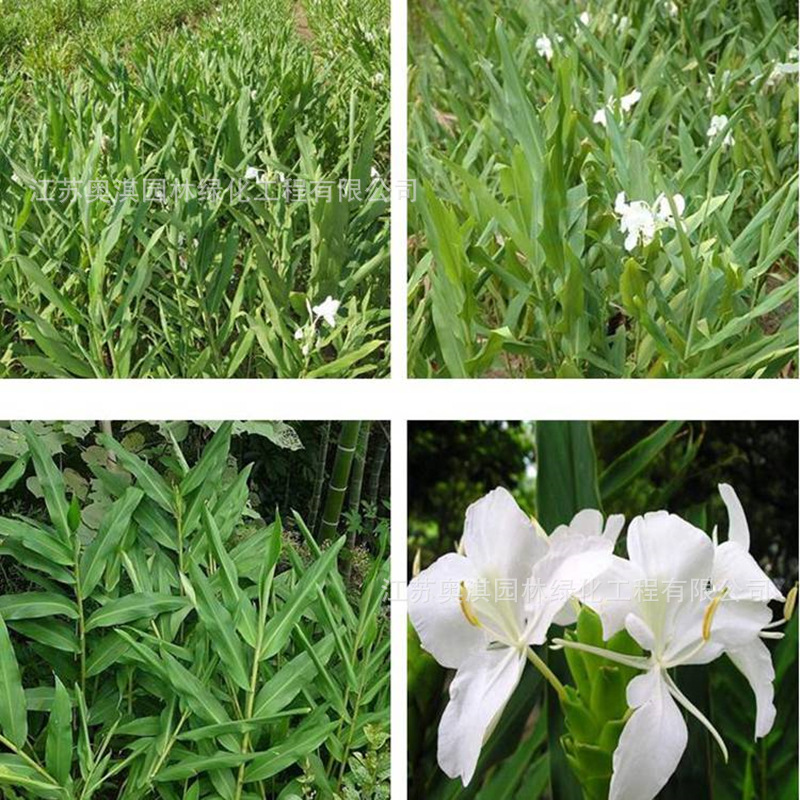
[409,484,793,799]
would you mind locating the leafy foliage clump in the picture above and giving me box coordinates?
[0,421,390,799]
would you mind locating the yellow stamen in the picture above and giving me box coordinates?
[459,582,482,628]
[784,584,798,622]
[702,591,726,641]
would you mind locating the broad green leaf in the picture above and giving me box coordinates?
[0,593,78,620]
[253,635,335,718]
[536,422,603,530]
[0,518,74,567]
[154,751,257,782]
[244,713,338,782]
[85,593,188,632]
[45,677,72,785]
[80,487,143,597]
[21,426,71,542]
[96,434,174,513]
[0,615,28,748]
[187,563,250,691]
[261,537,344,660]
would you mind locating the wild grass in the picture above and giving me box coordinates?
[408,0,798,378]
[0,0,389,378]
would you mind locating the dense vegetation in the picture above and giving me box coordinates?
[0,420,390,798]
[0,0,389,378]
[409,0,798,377]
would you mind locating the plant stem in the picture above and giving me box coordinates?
[73,535,87,695]
[0,734,57,785]
[526,647,567,701]
[234,585,268,800]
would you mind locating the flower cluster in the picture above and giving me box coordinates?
[408,485,790,799]
[593,89,641,128]
[707,114,735,148]
[614,190,686,251]
[294,296,341,356]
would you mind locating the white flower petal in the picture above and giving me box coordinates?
[625,612,657,651]
[437,647,526,785]
[462,487,547,589]
[627,511,714,584]
[582,555,643,639]
[620,89,641,113]
[614,191,629,215]
[727,638,777,738]
[312,296,340,327]
[610,669,688,800]
[525,530,615,644]
[408,553,485,670]
[718,483,749,549]
[593,108,608,127]
[712,541,783,603]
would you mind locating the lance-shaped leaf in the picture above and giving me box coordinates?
[243,710,337,782]
[22,425,72,543]
[96,433,175,513]
[45,677,72,785]
[253,634,335,718]
[0,754,62,799]
[201,506,240,609]
[186,562,250,691]
[85,593,188,632]
[0,615,28,748]
[0,519,74,566]
[261,536,344,661]
[154,751,257,782]
[0,593,78,621]
[9,620,79,654]
[80,487,143,597]
[180,422,233,496]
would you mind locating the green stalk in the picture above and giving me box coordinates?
[344,421,371,581]
[319,421,361,540]
[73,534,87,695]
[234,573,269,800]
[0,734,57,785]
[526,647,566,701]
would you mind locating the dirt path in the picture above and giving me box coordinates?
[293,0,314,44]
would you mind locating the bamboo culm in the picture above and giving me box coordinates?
[319,421,361,540]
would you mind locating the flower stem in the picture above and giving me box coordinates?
[526,647,567,701]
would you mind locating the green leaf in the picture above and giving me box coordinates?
[261,537,344,660]
[0,593,78,621]
[85,593,188,632]
[536,422,602,530]
[22,426,71,542]
[599,422,684,501]
[244,712,338,782]
[0,519,74,567]
[187,563,250,691]
[154,752,257,782]
[0,615,28,748]
[253,635,335,718]
[96,434,174,513]
[80,487,143,597]
[45,677,72,785]
[180,423,233,496]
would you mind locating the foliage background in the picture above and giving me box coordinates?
[0,420,391,799]
[408,421,798,799]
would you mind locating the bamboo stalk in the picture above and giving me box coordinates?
[344,422,371,580]
[319,421,361,540]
